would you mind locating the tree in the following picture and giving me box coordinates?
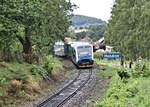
[0,0,73,63]
[105,0,150,60]
[88,25,106,42]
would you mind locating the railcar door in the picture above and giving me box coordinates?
[71,48,77,63]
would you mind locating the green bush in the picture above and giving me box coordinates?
[43,55,63,75]
[98,66,116,79]
[96,78,140,107]
[94,51,105,59]
[96,60,150,107]
[30,64,49,77]
[0,78,7,86]
[29,55,64,80]
[43,55,54,75]
[0,68,28,84]
[30,65,39,76]
[30,64,46,76]
[30,55,60,77]
[133,61,150,77]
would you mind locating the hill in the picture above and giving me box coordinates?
[71,15,106,26]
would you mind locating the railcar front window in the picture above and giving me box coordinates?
[77,46,92,58]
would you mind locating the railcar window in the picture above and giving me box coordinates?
[78,46,83,49]
[77,46,92,58]
[85,46,91,48]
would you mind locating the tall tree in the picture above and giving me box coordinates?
[0,0,73,63]
[105,0,150,60]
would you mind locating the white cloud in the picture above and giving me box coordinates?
[71,0,114,21]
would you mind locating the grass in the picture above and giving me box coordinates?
[95,56,150,107]
[0,62,38,106]
[0,55,66,107]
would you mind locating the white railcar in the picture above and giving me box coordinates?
[69,42,94,68]
[54,41,65,56]
[54,41,94,68]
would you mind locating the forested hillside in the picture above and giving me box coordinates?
[71,15,106,26]
[73,25,106,42]
[69,15,106,42]
[105,0,150,60]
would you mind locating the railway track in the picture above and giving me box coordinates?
[35,69,92,107]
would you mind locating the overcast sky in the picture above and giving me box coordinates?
[71,0,114,21]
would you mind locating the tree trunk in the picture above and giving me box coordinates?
[23,27,32,63]
[2,47,12,62]
[17,27,33,63]
[129,61,133,68]
[120,58,124,67]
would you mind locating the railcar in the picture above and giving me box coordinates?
[54,41,94,68]
[54,41,65,56]
[65,42,94,68]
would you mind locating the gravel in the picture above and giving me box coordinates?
[62,69,110,107]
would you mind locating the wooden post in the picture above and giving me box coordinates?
[129,60,133,68]
[120,57,124,67]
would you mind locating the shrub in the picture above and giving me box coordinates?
[0,78,7,86]
[30,65,41,76]
[43,55,54,75]
[30,64,49,78]
[133,61,150,77]
[94,51,105,59]
[7,69,28,82]
[96,60,150,107]
[0,68,28,85]
[126,80,139,98]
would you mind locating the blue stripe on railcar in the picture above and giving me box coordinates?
[78,54,92,60]
[78,55,93,65]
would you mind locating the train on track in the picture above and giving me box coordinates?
[54,40,94,68]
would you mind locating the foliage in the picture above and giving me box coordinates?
[43,55,54,75]
[44,55,63,75]
[75,31,87,40]
[105,0,150,60]
[70,24,106,41]
[30,64,47,77]
[97,66,116,79]
[0,63,29,84]
[68,15,106,41]
[30,55,63,77]
[94,51,105,59]
[88,25,106,41]
[0,0,72,106]
[71,15,106,26]
[96,76,150,107]
[95,59,150,107]
[132,60,150,77]
[0,58,64,106]
[0,0,73,62]
[0,62,40,106]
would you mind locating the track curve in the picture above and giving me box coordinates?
[35,69,92,107]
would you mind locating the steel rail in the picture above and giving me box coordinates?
[36,69,92,107]
[56,69,92,107]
